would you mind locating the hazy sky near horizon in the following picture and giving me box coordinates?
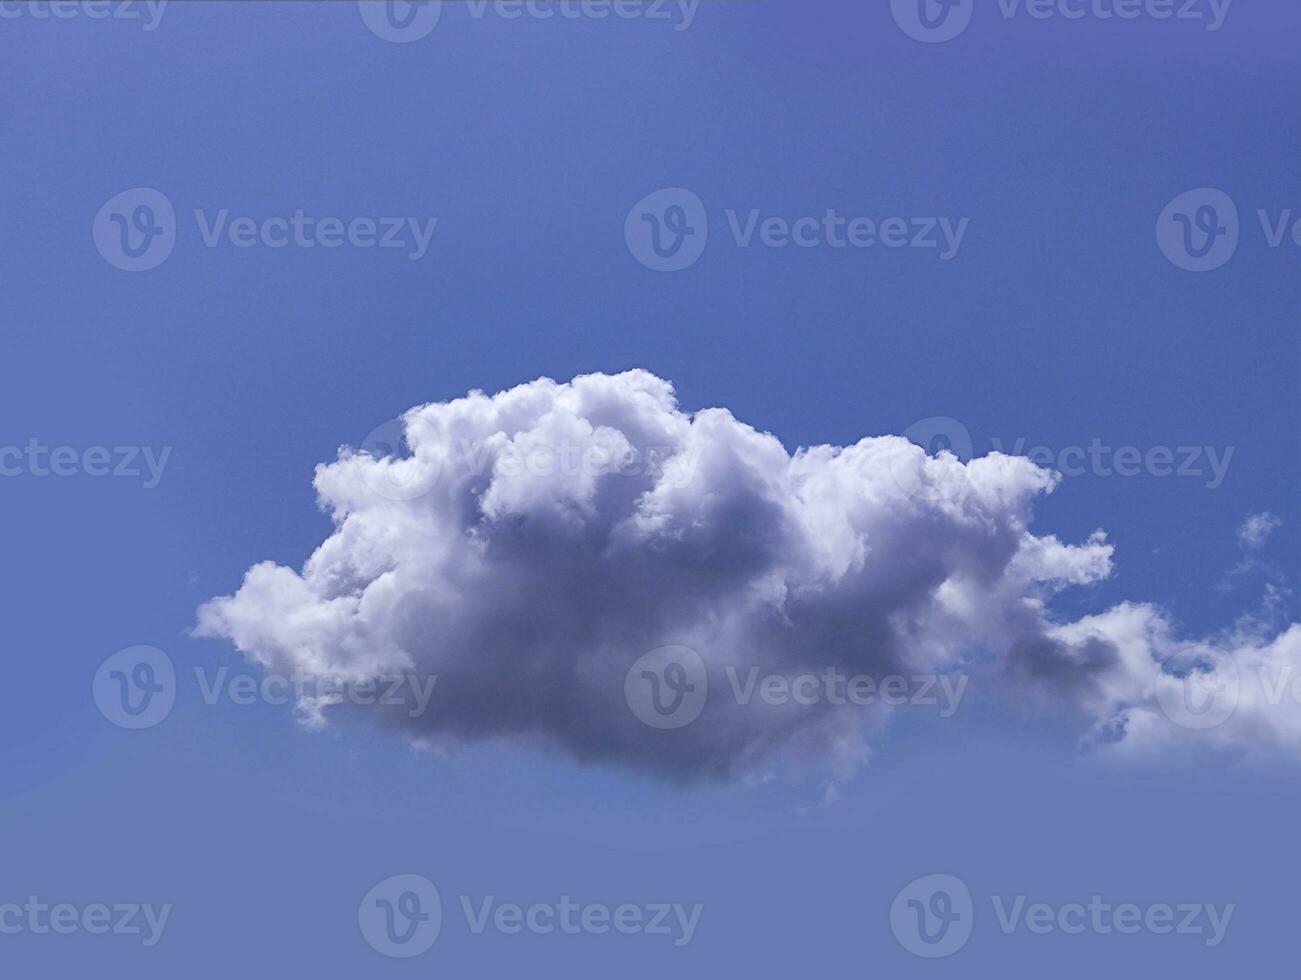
[2,0,1298,975]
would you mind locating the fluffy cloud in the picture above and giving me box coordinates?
[195,370,1299,780]
[1089,615,1301,757]
[1238,511,1282,550]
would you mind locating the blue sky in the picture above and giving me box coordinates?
[1,0,1298,975]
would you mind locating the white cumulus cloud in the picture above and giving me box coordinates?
[196,370,1299,780]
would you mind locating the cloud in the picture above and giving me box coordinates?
[196,370,1299,781]
[1222,511,1289,595]
[1085,612,1301,759]
[1238,511,1282,550]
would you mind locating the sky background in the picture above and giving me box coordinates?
[2,0,1298,974]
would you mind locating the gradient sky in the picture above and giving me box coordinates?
[2,0,1298,975]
